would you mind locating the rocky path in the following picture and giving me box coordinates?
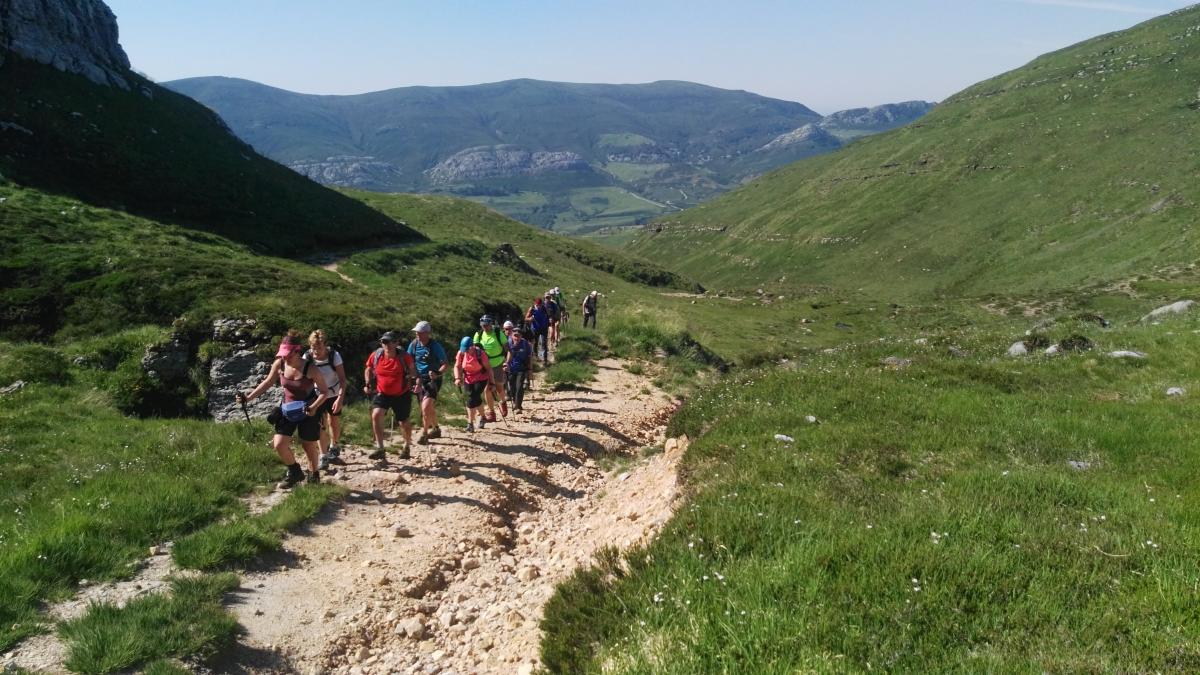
[221,356,685,674]
[4,357,686,675]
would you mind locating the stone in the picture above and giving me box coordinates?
[664,438,679,453]
[1059,335,1094,352]
[1107,350,1147,360]
[1006,341,1028,357]
[774,434,794,443]
[805,415,818,424]
[398,617,427,639]
[462,557,481,570]
[1140,300,1195,323]
[1068,460,1092,471]
[505,609,525,627]
[517,566,539,582]
[880,356,912,369]
[208,349,273,422]
[948,346,969,359]
[0,0,132,88]
[0,380,26,396]
[354,646,370,663]
[393,526,413,538]
[140,333,191,382]
[148,545,162,556]
[439,611,457,628]
[1167,387,1186,397]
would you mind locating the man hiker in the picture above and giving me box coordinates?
[408,321,448,445]
[504,320,534,413]
[455,335,495,432]
[525,297,551,363]
[305,330,348,472]
[473,314,508,423]
[554,286,568,327]
[545,292,562,348]
[237,331,331,489]
[582,290,599,329]
[364,331,417,461]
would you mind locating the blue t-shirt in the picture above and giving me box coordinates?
[507,338,533,371]
[407,339,447,377]
[529,306,549,331]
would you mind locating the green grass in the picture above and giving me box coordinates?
[172,484,344,571]
[631,6,1200,298]
[542,310,1200,672]
[60,573,240,674]
[602,162,670,182]
[545,334,604,389]
[553,187,670,234]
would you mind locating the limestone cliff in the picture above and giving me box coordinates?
[0,0,131,88]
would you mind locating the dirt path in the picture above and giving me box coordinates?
[3,357,685,675]
[220,356,684,674]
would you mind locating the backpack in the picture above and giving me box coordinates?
[462,344,488,375]
[367,347,415,393]
[407,339,445,374]
[473,328,506,359]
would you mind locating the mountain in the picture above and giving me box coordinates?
[165,76,933,234]
[628,7,1200,297]
[816,100,935,140]
[0,0,419,255]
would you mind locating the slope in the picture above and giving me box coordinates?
[0,57,419,255]
[629,7,1200,298]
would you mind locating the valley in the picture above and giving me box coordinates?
[3,1,1200,673]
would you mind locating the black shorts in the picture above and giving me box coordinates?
[372,392,413,421]
[417,376,442,401]
[273,414,321,442]
[464,380,488,408]
[316,396,342,418]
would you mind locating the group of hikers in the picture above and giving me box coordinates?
[236,288,601,489]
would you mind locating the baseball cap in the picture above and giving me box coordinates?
[379,331,398,343]
[412,321,432,333]
[503,320,515,329]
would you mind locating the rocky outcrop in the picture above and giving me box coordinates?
[490,243,540,276]
[208,350,275,423]
[0,0,132,89]
[140,333,190,382]
[818,101,935,133]
[289,156,403,190]
[425,145,589,184]
[758,123,841,153]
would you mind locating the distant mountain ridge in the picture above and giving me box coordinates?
[165,76,933,234]
[627,7,1200,298]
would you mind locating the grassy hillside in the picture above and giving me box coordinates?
[630,7,1200,298]
[0,57,419,254]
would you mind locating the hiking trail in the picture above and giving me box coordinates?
[5,356,687,674]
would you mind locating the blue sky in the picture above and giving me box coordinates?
[106,0,1194,113]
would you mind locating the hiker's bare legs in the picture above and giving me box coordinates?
[329,414,342,447]
[401,420,413,446]
[318,414,331,455]
[421,397,437,434]
[370,407,388,447]
[300,440,320,472]
[273,434,297,464]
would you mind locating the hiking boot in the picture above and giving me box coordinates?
[478,418,487,429]
[417,433,430,445]
[500,401,508,417]
[306,470,321,485]
[368,447,387,461]
[277,465,305,490]
[327,445,346,465]
[466,422,475,433]
[400,444,412,460]
[486,411,497,423]
[429,427,442,439]
[318,453,331,471]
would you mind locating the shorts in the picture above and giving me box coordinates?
[372,392,412,421]
[464,380,488,408]
[316,396,342,418]
[273,414,321,442]
[417,376,442,401]
[491,365,506,385]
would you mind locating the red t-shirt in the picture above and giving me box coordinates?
[367,349,413,395]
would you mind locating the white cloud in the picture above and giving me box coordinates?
[1010,0,1167,13]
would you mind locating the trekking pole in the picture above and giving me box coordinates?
[238,393,252,425]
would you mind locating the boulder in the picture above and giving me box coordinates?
[1006,342,1028,357]
[1167,387,1186,397]
[208,350,273,422]
[0,380,26,396]
[1058,335,1094,352]
[1140,300,1195,323]
[140,333,190,382]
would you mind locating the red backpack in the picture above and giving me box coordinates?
[462,345,488,376]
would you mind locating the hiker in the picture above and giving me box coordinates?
[305,330,348,472]
[237,331,330,489]
[408,321,448,445]
[363,331,417,461]
[473,315,508,423]
[525,297,551,363]
[454,335,495,431]
[582,290,599,329]
[545,291,562,348]
[555,287,569,327]
[504,320,534,413]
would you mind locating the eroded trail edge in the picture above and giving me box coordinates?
[230,357,686,675]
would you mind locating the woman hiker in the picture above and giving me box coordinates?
[473,315,509,423]
[408,321,449,445]
[237,331,330,489]
[364,331,417,461]
[305,330,348,472]
[582,290,599,329]
[455,335,496,432]
[504,320,534,413]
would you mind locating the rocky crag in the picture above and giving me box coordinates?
[0,0,131,88]
[425,145,590,184]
